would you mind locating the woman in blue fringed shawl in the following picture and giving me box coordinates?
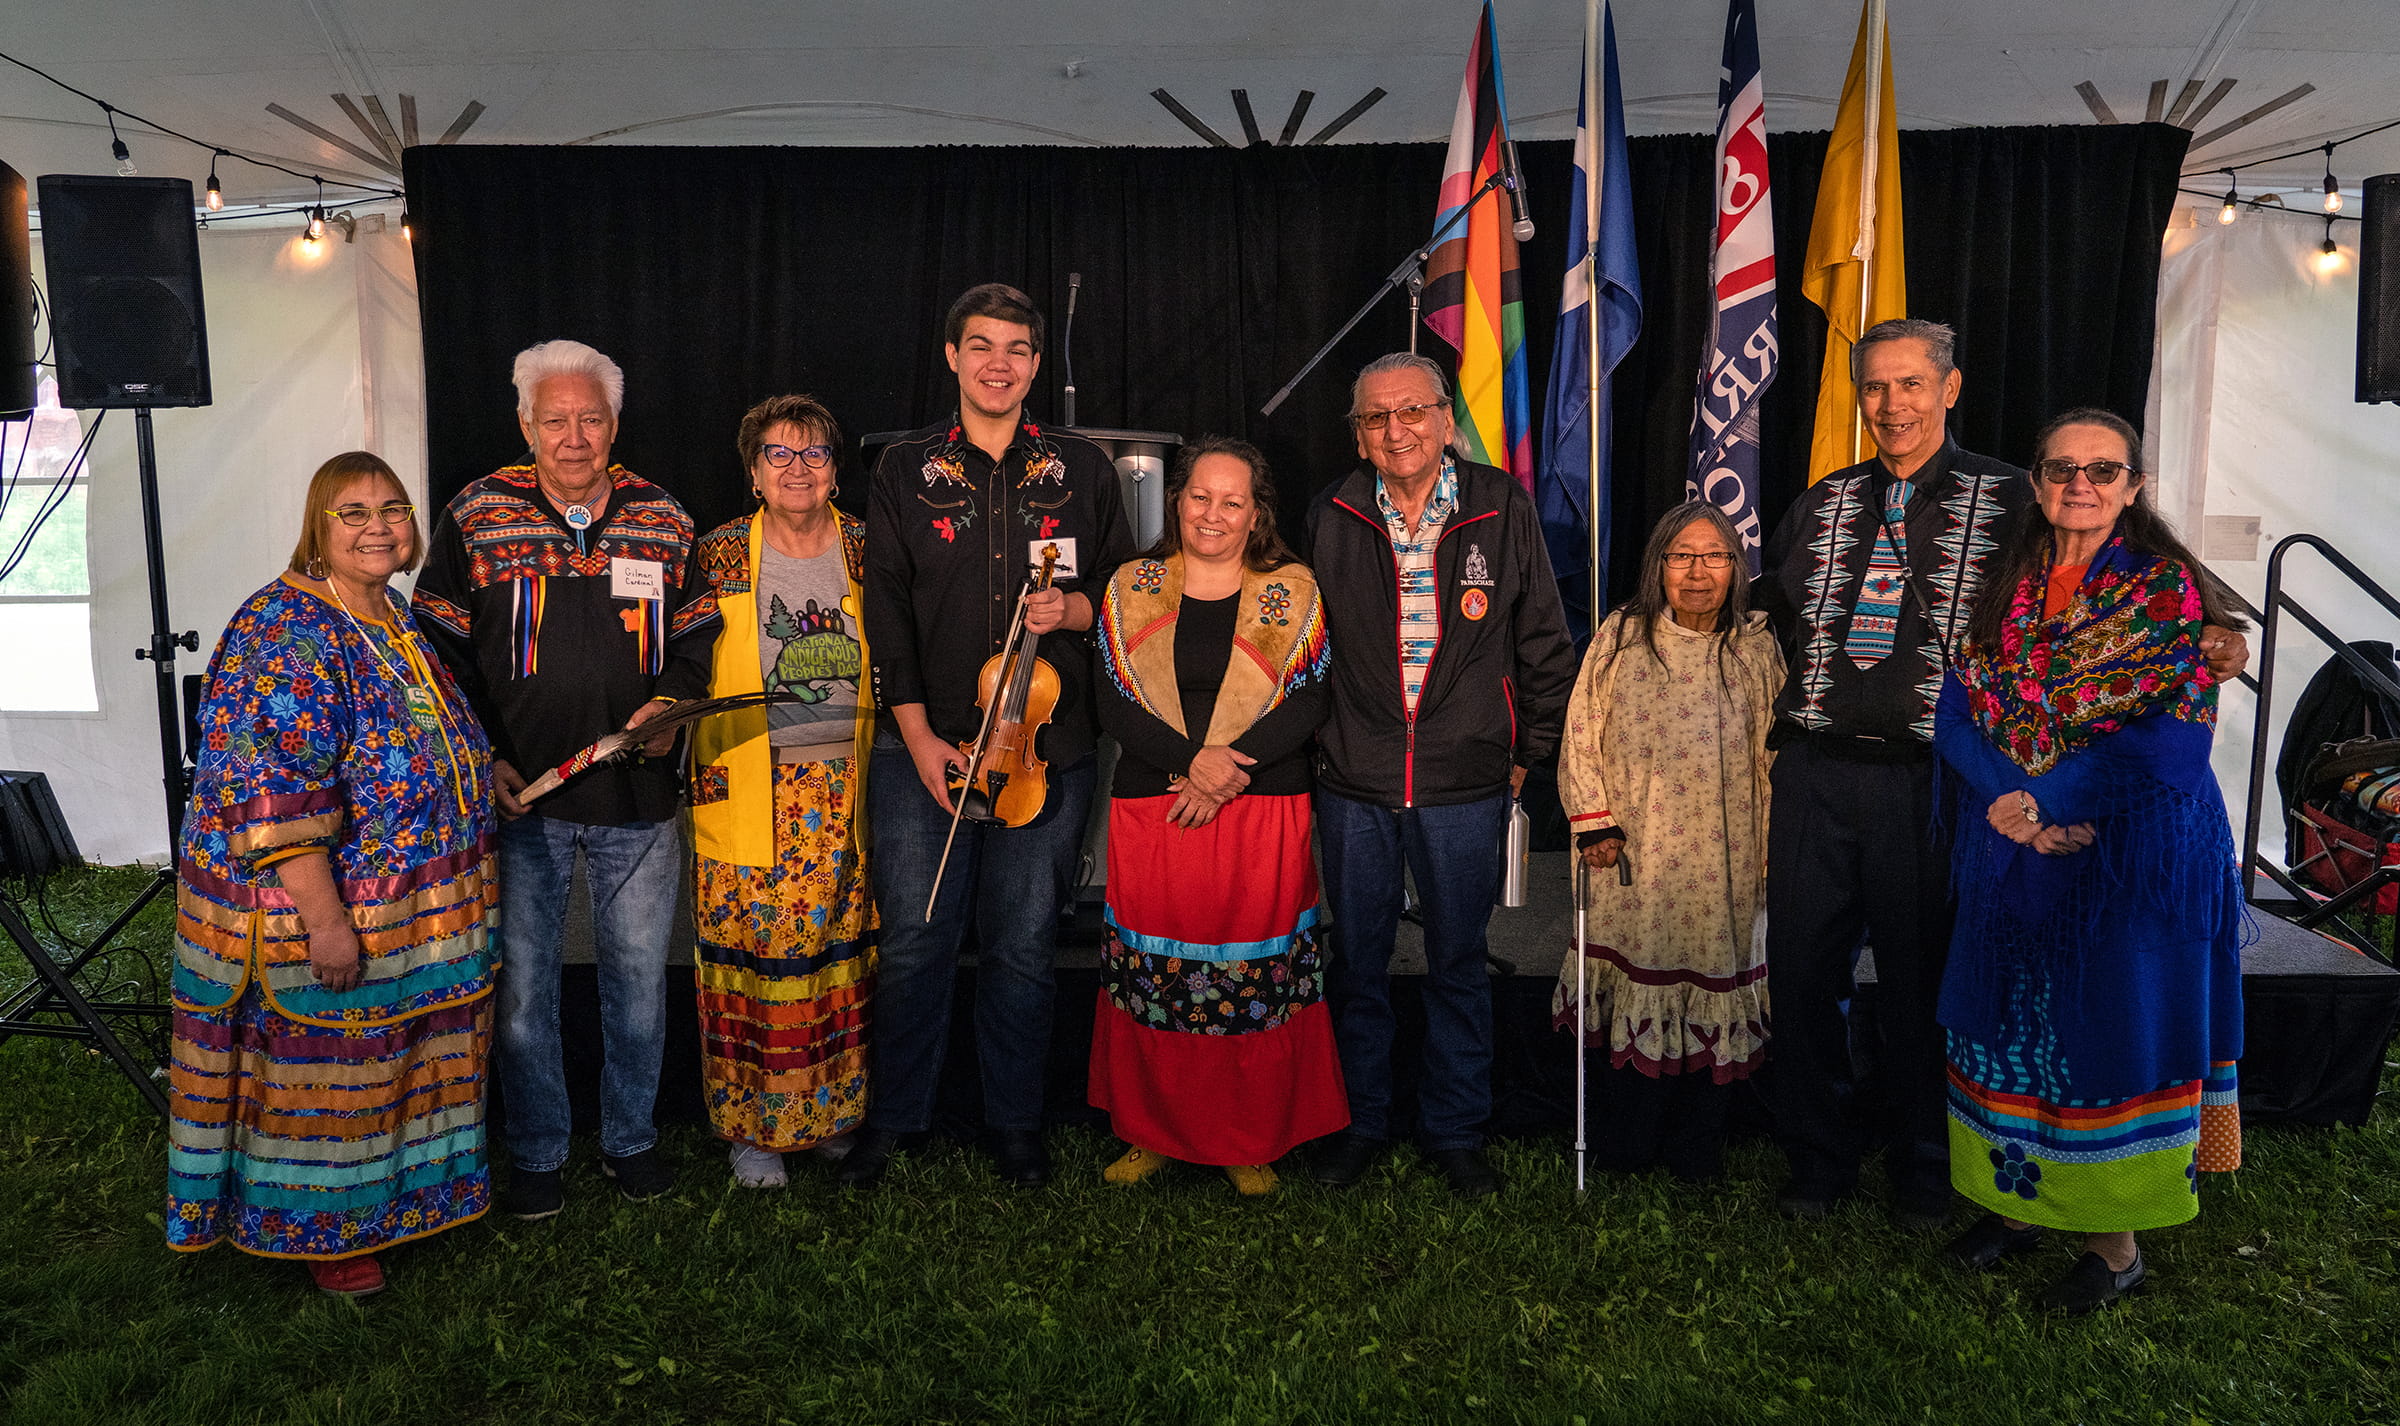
[1931,408,2248,1316]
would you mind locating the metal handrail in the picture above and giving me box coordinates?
[2236,533,2400,956]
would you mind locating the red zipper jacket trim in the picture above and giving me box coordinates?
[1334,495,1415,804]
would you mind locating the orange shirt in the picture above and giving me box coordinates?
[2044,562,2089,619]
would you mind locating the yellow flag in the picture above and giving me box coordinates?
[1801,0,1907,484]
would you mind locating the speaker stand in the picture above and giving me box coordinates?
[132,408,198,848]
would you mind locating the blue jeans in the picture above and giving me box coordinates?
[496,813,682,1170]
[1317,787,1509,1150]
[865,738,1093,1134]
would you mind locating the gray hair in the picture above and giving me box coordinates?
[1349,352,1451,414]
[1850,317,1957,384]
[513,339,625,421]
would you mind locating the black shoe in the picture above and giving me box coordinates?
[833,1129,907,1190]
[2038,1250,2146,1315]
[1775,1182,1859,1221]
[1427,1147,1501,1200]
[501,1167,564,1221]
[601,1148,673,1202]
[987,1130,1052,1188]
[1308,1133,1387,1188]
[1944,1214,2045,1271]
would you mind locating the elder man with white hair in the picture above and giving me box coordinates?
[414,339,720,1218]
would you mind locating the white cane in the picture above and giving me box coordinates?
[1572,853,1588,1196]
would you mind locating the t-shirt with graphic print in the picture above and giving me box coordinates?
[756,539,862,762]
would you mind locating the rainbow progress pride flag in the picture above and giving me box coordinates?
[1423,0,1532,488]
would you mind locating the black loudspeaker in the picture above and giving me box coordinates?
[0,163,33,419]
[34,174,210,409]
[2362,173,2400,405]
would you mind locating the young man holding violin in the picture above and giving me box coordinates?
[853,282,1136,1189]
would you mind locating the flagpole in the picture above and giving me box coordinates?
[1584,0,1602,628]
[1586,251,1601,626]
[1851,0,1886,467]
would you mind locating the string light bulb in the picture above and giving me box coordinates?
[204,151,224,212]
[400,207,413,241]
[305,206,325,242]
[103,105,135,175]
[2322,144,2344,214]
[2218,187,2239,225]
[2315,215,2344,275]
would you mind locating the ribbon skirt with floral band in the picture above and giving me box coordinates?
[693,758,876,1152]
[166,987,491,1259]
[1089,792,1348,1165]
[1946,965,2241,1233]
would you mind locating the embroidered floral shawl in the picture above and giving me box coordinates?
[1959,534,2216,777]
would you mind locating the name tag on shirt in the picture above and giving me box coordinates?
[1030,537,1079,580]
[611,557,664,601]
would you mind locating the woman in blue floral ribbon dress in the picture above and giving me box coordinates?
[167,452,497,1298]
[1933,410,2246,1315]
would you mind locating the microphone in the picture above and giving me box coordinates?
[1501,139,1535,242]
[1063,272,1081,428]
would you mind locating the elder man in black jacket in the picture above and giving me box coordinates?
[1304,352,1577,1199]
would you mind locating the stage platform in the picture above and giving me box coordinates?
[540,852,2396,1147]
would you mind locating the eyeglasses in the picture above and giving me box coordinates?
[325,502,415,527]
[2033,459,2137,486]
[1664,551,1737,570]
[1349,402,1446,433]
[761,443,834,470]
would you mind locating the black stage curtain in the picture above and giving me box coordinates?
[406,123,2186,606]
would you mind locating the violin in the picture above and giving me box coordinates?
[925,545,1062,919]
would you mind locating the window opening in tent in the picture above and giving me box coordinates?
[0,376,102,712]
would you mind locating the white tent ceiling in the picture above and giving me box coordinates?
[4,0,2397,215]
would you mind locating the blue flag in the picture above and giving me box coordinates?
[1538,1,1643,639]
[1684,0,1777,573]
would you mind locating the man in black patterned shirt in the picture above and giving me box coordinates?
[847,284,1135,1189]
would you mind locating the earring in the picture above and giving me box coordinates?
[305,557,328,579]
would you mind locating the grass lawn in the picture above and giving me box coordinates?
[3,866,2394,1426]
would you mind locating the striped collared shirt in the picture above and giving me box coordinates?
[1376,457,1459,718]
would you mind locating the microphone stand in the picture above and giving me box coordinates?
[1061,272,1081,428]
[1259,167,1513,417]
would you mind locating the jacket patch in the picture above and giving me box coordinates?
[1461,588,1490,621]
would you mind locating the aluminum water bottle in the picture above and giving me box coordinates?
[1499,799,1531,907]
